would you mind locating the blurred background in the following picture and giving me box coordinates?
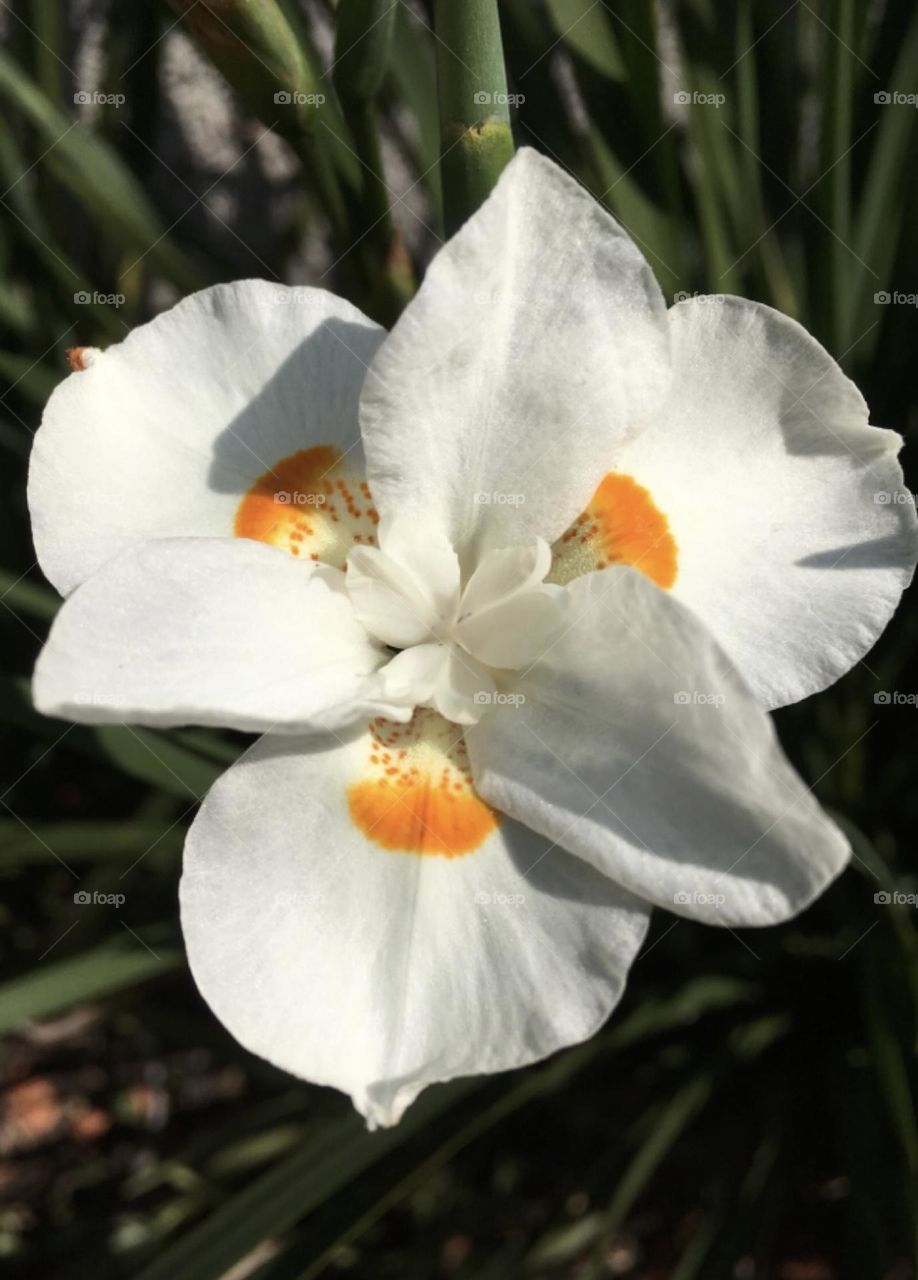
[1,1,917,1277]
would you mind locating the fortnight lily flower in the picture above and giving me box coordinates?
[30,150,917,1126]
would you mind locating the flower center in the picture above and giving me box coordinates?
[345,524,568,726]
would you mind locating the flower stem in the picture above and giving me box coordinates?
[433,0,515,237]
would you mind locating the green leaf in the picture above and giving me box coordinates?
[0,935,180,1034]
[546,0,623,79]
[0,818,184,865]
[333,0,397,103]
[332,0,414,320]
[850,5,918,353]
[731,0,798,316]
[134,1079,484,1280]
[0,48,201,290]
[94,725,222,799]
[0,568,57,622]
[388,2,441,204]
[0,117,125,341]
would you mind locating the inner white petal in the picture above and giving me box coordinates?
[455,587,569,669]
[346,545,445,648]
[376,514,461,621]
[380,643,448,703]
[458,539,552,618]
[346,530,567,725]
[431,648,496,726]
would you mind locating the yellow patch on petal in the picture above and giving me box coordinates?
[549,472,677,589]
[348,710,497,857]
[234,445,379,570]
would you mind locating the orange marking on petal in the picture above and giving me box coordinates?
[348,711,497,857]
[549,472,678,589]
[234,445,378,571]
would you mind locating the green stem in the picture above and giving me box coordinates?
[433,0,515,236]
[333,0,415,320]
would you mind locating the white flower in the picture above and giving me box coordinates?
[29,149,918,1128]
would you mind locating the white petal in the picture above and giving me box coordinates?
[456,540,567,668]
[380,643,447,703]
[376,514,461,621]
[360,148,670,570]
[180,725,650,1126]
[456,588,568,670]
[612,296,918,707]
[459,539,552,615]
[431,648,496,725]
[467,568,851,927]
[29,280,383,596]
[346,546,439,648]
[33,538,407,734]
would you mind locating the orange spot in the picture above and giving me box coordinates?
[234,445,379,571]
[549,472,677,589]
[348,711,497,857]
